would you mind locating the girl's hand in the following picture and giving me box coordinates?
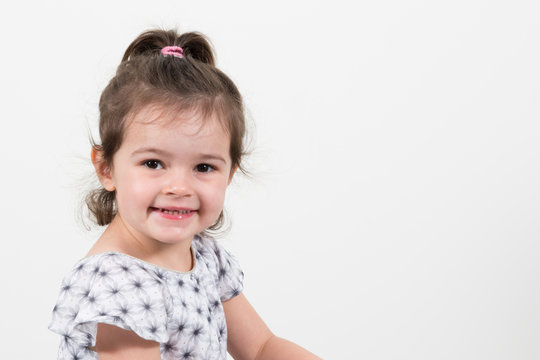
[223,294,321,360]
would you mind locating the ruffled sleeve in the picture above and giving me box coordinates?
[49,253,171,359]
[194,236,244,301]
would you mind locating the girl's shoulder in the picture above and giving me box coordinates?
[192,235,238,265]
[192,235,244,298]
[51,251,175,318]
[62,251,172,285]
[49,252,172,355]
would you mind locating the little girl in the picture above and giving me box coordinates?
[49,29,320,360]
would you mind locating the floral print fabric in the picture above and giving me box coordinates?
[49,235,243,360]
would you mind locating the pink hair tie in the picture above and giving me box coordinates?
[161,46,184,58]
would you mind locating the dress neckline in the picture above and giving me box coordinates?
[80,244,197,275]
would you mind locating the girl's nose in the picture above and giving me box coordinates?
[162,170,193,197]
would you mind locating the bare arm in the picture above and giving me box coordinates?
[254,336,322,360]
[92,323,161,360]
[223,293,321,360]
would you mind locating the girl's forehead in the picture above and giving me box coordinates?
[119,115,231,161]
[126,105,229,137]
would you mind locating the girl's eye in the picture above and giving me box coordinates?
[144,160,163,169]
[195,164,214,173]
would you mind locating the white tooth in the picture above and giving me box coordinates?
[160,208,191,215]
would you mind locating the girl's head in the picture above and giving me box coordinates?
[87,29,246,233]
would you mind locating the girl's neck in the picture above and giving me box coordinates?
[87,215,194,272]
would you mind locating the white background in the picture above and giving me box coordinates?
[1,1,539,359]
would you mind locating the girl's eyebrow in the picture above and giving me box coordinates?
[131,147,171,157]
[199,154,227,164]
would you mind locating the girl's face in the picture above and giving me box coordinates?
[100,106,233,248]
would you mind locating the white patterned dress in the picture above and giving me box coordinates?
[49,235,243,360]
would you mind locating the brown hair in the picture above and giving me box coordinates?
[86,29,246,229]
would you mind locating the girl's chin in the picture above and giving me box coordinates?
[149,233,196,245]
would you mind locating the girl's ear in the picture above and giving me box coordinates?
[227,165,238,185]
[91,147,116,191]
